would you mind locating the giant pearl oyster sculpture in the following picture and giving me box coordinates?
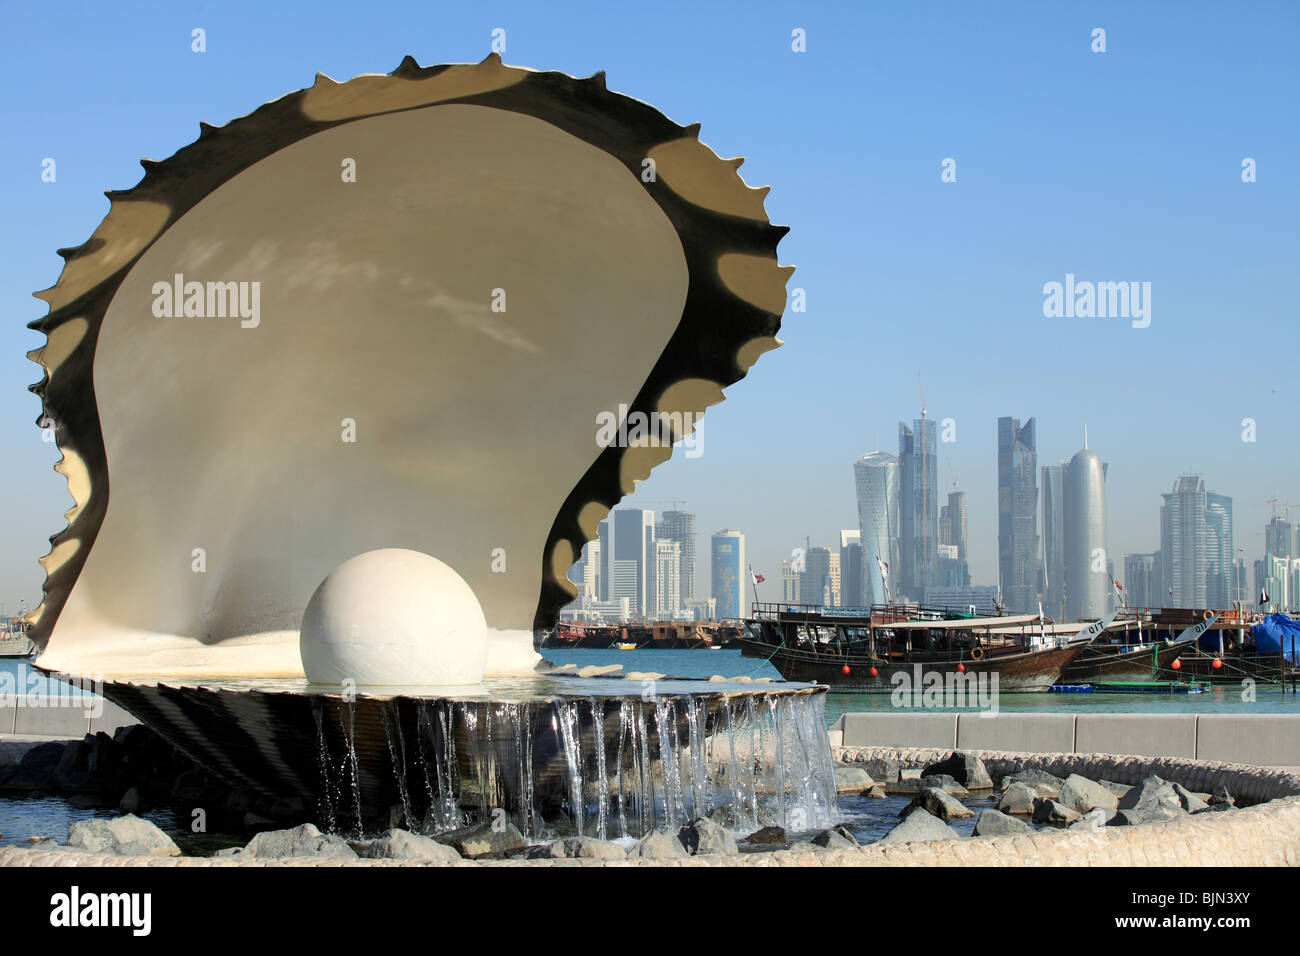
[27,55,792,680]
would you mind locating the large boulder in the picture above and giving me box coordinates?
[244,822,357,859]
[1208,784,1235,808]
[1032,797,1081,826]
[358,829,462,863]
[834,766,876,794]
[973,809,1032,836]
[1058,774,1119,813]
[544,837,627,859]
[920,775,970,799]
[922,752,994,790]
[678,818,738,855]
[878,808,962,845]
[740,826,788,847]
[433,821,526,859]
[811,826,860,850]
[66,814,181,856]
[1110,776,1187,826]
[1171,783,1209,813]
[1070,808,1117,830]
[1000,769,1064,795]
[999,781,1056,815]
[902,786,975,822]
[850,756,900,786]
[630,829,689,859]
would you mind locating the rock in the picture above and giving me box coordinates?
[902,786,975,822]
[921,775,970,798]
[739,826,787,846]
[1098,779,1133,797]
[1032,798,1081,826]
[851,757,899,785]
[884,778,928,795]
[678,817,738,855]
[244,823,357,859]
[1171,783,1209,813]
[213,847,243,857]
[998,781,1056,815]
[811,825,860,849]
[1070,808,1116,830]
[866,786,887,799]
[973,809,1032,836]
[1110,776,1187,826]
[66,814,181,856]
[1058,774,1119,813]
[922,752,994,790]
[1208,785,1235,807]
[899,768,923,781]
[67,794,104,809]
[224,790,252,814]
[878,808,962,845]
[359,829,462,863]
[243,812,275,828]
[1000,768,1064,795]
[833,766,875,794]
[269,796,308,822]
[433,821,526,860]
[629,829,689,859]
[119,787,142,813]
[546,836,627,859]
[17,741,64,784]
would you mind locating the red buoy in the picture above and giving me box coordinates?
[1171,658,1182,671]
[1212,658,1223,670]
[842,664,851,675]
[869,666,879,677]
[957,663,966,674]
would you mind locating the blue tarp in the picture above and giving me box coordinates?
[1251,613,1300,662]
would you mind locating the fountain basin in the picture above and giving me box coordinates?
[91,676,838,842]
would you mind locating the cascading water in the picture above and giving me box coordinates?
[313,686,838,842]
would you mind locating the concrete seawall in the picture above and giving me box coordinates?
[830,712,1300,768]
[0,699,136,738]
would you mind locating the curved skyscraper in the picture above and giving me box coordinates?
[1064,447,1108,621]
[853,452,900,606]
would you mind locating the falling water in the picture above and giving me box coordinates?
[312,689,837,841]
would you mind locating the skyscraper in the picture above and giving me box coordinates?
[1123,553,1156,611]
[839,530,865,608]
[652,539,681,619]
[656,510,697,601]
[1205,492,1234,608]
[802,546,833,607]
[1161,475,1207,609]
[1064,446,1107,620]
[1041,461,1066,617]
[853,452,900,605]
[605,509,656,618]
[711,530,745,619]
[898,419,938,601]
[998,416,1039,613]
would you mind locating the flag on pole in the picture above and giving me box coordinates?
[751,572,765,584]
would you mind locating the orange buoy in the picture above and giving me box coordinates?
[1171,658,1182,670]
[869,666,879,677]
[1212,658,1223,670]
[842,664,851,675]
[957,663,966,674]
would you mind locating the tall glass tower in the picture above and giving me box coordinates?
[998,416,1039,613]
[1041,461,1066,618]
[710,529,745,619]
[1161,475,1207,609]
[853,451,900,605]
[1064,447,1108,621]
[898,419,937,602]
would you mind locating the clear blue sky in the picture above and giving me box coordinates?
[1,0,1296,611]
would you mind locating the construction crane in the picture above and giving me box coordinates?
[947,457,958,491]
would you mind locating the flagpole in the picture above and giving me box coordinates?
[749,564,760,614]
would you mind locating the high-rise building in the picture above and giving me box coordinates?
[839,530,865,608]
[939,490,969,590]
[1041,462,1067,618]
[853,452,900,605]
[781,559,801,604]
[1205,492,1234,608]
[652,539,682,619]
[711,530,745,619]
[1064,446,1107,620]
[656,510,697,601]
[998,416,1039,613]
[1161,475,1207,609]
[1266,515,1294,562]
[604,509,656,618]
[1123,554,1156,610]
[898,419,938,601]
[802,546,833,607]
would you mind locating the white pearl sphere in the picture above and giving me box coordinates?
[300,549,488,686]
